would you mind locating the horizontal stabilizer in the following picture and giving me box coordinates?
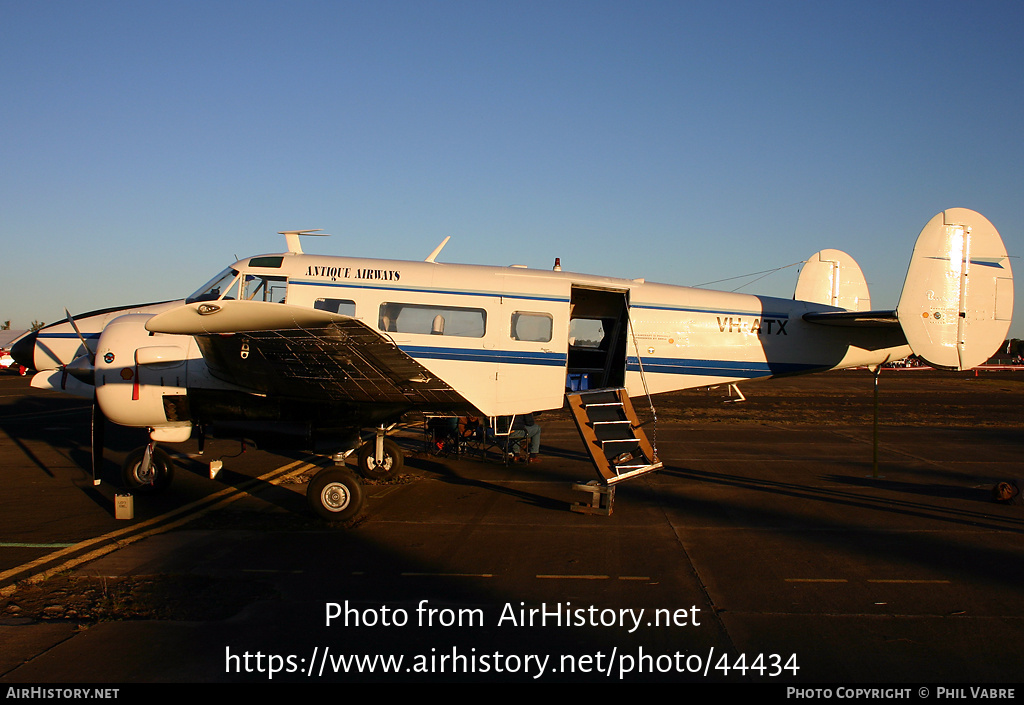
[895,209,1013,370]
[802,310,899,327]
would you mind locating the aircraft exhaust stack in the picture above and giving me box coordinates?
[895,208,1013,370]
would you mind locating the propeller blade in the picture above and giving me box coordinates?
[91,401,105,486]
[64,308,95,363]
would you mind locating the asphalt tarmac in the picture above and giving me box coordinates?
[1,369,1022,684]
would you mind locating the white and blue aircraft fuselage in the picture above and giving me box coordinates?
[13,209,1014,520]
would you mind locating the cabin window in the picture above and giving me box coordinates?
[243,274,288,303]
[510,312,553,342]
[314,298,356,316]
[378,303,486,338]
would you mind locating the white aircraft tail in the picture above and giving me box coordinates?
[896,208,1014,370]
[795,248,872,312]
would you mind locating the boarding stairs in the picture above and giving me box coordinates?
[566,387,662,486]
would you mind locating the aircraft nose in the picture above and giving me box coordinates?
[10,332,37,371]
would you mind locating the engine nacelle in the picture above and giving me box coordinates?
[94,313,199,438]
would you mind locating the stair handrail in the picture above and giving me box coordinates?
[626,305,659,461]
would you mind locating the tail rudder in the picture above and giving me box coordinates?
[794,248,872,311]
[896,208,1013,370]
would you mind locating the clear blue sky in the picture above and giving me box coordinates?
[3,1,1022,338]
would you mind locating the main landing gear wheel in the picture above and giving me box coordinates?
[122,445,174,494]
[356,437,403,480]
[307,467,364,522]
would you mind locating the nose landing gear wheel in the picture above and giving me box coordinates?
[307,467,364,522]
[122,445,174,494]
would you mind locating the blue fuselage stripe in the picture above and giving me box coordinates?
[36,332,101,340]
[398,346,821,377]
[631,303,792,319]
[627,356,822,377]
[401,345,567,366]
[293,279,569,304]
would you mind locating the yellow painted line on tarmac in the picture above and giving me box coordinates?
[0,458,317,597]
[0,542,76,548]
[537,574,610,580]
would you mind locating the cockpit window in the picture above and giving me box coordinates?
[187,268,289,304]
[187,268,240,303]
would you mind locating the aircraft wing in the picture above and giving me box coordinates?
[802,310,901,328]
[146,300,470,408]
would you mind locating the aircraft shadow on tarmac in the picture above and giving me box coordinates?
[4,384,1024,680]
[402,455,567,512]
[652,463,1024,593]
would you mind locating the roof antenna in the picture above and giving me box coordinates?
[279,229,329,255]
[425,236,451,263]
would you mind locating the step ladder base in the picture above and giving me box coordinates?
[570,482,615,516]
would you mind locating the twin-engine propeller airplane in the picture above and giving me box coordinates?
[12,208,1014,521]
